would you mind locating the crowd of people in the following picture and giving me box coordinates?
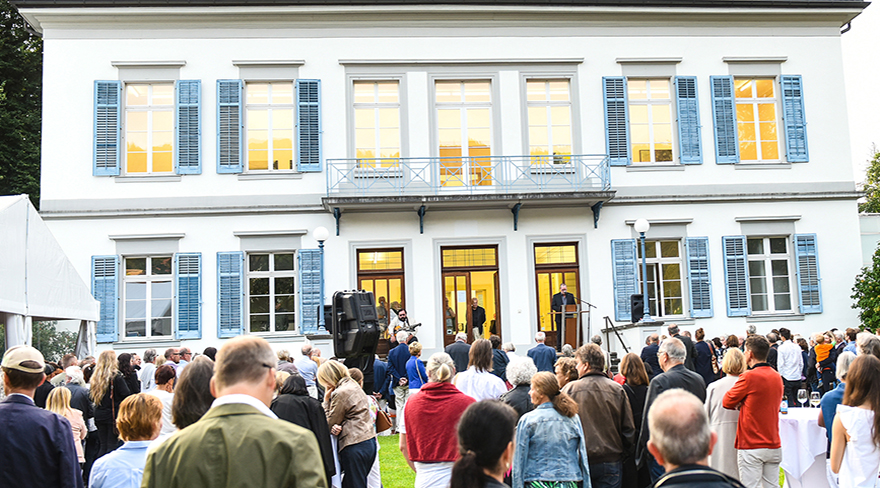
[2,322,880,488]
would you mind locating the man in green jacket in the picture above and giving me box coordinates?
[142,336,328,488]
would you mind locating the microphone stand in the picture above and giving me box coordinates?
[576,298,596,346]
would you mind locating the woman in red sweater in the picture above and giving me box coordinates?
[400,352,476,488]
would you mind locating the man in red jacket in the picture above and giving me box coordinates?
[723,335,784,488]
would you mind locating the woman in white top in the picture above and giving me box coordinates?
[704,347,748,478]
[831,354,880,488]
[452,339,507,401]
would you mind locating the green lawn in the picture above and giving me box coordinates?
[378,434,415,488]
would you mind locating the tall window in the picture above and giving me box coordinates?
[526,80,572,163]
[747,237,792,313]
[248,252,296,333]
[124,256,172,338]
[534,244,579,335]
[354,81,400,167]
[125,84,174,174]
[357,249,405,334]
[735,79,779,162]
[637,240,684,317]
[436,80,492,186]
[246,82,294,171]
[629,79,673,164]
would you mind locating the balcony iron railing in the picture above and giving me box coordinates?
[326,154,610,197]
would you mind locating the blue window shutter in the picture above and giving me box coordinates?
[794,234,822,314]
[94,81,122,176]
[217,251,245,338]
[685,237,713,318]
[675,76,702,165]
[296,79,322,172]
[710,76,739,164]
[91,255,119,343]
[603,77,630,166]
[298,249,323,335]
[217,80,243,174]
[611,239,638,322]
[175,80,201,175]
[174,253,202,340]
[722,236,751,317]
[781,75,809,163]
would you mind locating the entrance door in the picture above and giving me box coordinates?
[535,243,580,349]
[441,246,500,347]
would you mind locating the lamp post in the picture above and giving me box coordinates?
[313,226,330,333]
[633,218,654,322]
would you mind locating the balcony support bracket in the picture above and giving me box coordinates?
[511,202,522,231]
[333,207,342,236]
[591,201,604,229]
[417,205,427,234]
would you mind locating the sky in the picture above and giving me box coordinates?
[843,1,880,181]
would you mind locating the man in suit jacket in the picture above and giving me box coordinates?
[143,336,326,488]
[636,337,706,482]
[669,324,698,371]
[640,334,661,379]
[527,331,558,373]
[551,283,576,331]
[469,298,487,340]
[445,332,471,374]
[0,346,83,488]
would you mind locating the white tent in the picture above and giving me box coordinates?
[0,194,100,356]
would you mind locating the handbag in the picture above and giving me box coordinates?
[110,375,120,436]
[376,409,393,433]
[709,343,720,376]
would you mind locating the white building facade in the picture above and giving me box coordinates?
[14,0,868,357]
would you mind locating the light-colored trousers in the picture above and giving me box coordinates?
[737,448,782,488]
[393,384,409,430]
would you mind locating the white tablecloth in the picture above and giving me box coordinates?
[779,407,830,488]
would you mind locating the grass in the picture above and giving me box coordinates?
[378,434,416,488]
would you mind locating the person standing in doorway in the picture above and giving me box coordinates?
[551,284,576,347]
[470,298,486,341]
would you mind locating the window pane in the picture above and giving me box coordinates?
[528,106,548,126]
[127,85,148,106]
[354,82,374,103]
[761,142,779,160]
[551,126,571,145]
[663,263,681,280]
[464,82,490,103]
[271,82,293,104]
[248,110,269,130]
[126,258,146,276]
[275,295,295,313]
[654,124,672,144]
[250,315,269,332]
[649,80,670,100]
[735,79,753,99]
[152,318,172,336]
[760,122,777,141]
[249,151,269,170]
[152,152,173,173]
[737,104,755,122]
[273,130,293,150]
[467,109,490,128]
[751,294,768,312]
[250,254,269,272]
[748,260,766,278]
[664,279,681,297]
[774,294,791,310]
[435,82,461,103]
[378,108,398,128]
[740,142,757,161]
[275,277,296,295]
[275,314,294,332]
[747,238,764,255]
[773,277,791,293]
[771,259,789,277]
[527,80,546,101]
[665,298,683,315]
[631,125,650,144]
[248,84,269,104]
[628,80,647,100]
[380,128,400,148]
[152,281,172,299]
[127,153,147,173]
[250,296,270,314]
[377,82,398,103]
[127,111,148,132]
[756,79,774,98]
[548,81,570,101]
[758,103,776,122]
[769,238,787,254]
[273,109,294,130]
[274,150,293,170]
[152,257,172,275]
[126,320,146,337]
[125,299,145,318]
[151,299,172,318]
[438,110,460,129]
[550,106,571,126]
[274,253,294,271]
[250,278,269,296]
[152,85,173,105]
[629,105,648,124]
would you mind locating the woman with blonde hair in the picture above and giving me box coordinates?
[406,342,428,394]
[401,352,476,488]
[704,347,748,477]
[90,350,132,458]
[89,393,162,488]
[318,360,377,488]
[46,387,88,466]
[512,372,589,488]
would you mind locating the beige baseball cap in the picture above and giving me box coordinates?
[1,345,46,374]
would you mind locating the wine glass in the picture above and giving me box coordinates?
[797,389,808,408]
[811,391,821,408]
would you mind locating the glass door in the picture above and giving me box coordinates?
[443,273,470,346]
[436,81,492,187]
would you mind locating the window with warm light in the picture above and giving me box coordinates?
[436,80,492,186]
[354,81,400,167]
[526,80,572,163]
[629,79,674,164]
[735,78,779,162]
[125,84,174,174]
[246,82,295,171]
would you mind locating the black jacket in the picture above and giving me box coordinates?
[641,343,661,379]
[675,334,699,372]
[636,364,706,469]
[270,375,336,483]
[94,373,132,423]
[492,349,509,382]
[64,383,94,421]
[445,340,471,375]
[652,465,746,488]
[500,384,534,421]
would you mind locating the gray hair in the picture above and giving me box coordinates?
[143,349,157,363]
[648,389,711,466]
[659,337,686,362]
[506,357,538,386]
[837,351,857,382]
[301,344,313,356]
[65,366,85,386]
[396,330,410,343]
[535,331,546,342]
[276,349,290,361]
[667,324,680,336]
[561,344,575,357]
[455,332,468,342]
[590,335,603,346]
[835,332,845,343]
[502,342,515,353]
[857,332,880,358]
[747,325,757,335]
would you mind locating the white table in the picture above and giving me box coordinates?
[779,407,831,488]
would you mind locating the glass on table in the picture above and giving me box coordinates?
[797,389,808,408]
[810,391,821,408]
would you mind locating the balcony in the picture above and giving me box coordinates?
[322,154,615,232]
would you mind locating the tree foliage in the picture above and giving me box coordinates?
[0,321,77,363]
[859,146,880,214]
[852,245,880,333]
[0,0,41,208]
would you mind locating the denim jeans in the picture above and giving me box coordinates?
[589,461,622,488]
[339,437,378,488]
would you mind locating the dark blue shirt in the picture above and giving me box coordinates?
[641,343,661,379]
[527,343,557,373]
[388,342,411,384]
[373,359,390,398]
[820,381,846,454]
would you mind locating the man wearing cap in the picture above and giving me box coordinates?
[0,345,84,488]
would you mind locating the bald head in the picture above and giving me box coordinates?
[648,389,713,469]
[213,336,276,403]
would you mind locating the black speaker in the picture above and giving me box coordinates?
[331,290,380,358]
[631,294,645,323]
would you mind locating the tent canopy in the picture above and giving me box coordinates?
[0,194,99,325]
